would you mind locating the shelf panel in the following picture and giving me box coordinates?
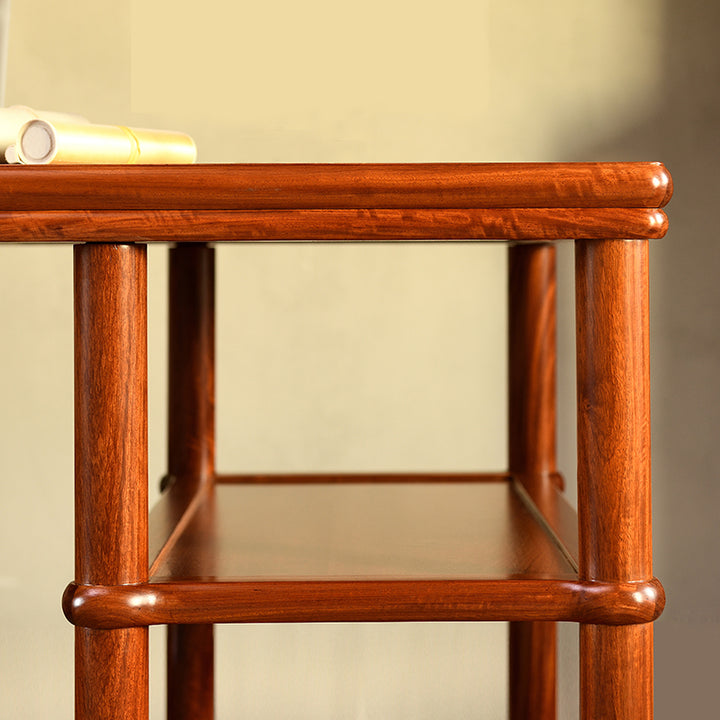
[151,479,576,583]
[65,478,666,627]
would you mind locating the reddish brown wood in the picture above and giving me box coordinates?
[214,471,510,484]
[151,482,575,582]
[581,625,653,719]
[149,481,207,575]
[167,243,215,492]
[576,241,652,582]
[0,207,669,243]
[38,163,669,717]
[513,479,578,568]
[508,244,558,489]
[166,244,215,720]
[508,243,559,720]
[168,625,214,720]
[63,577,664,628]
[575,239,656,720]
[76,629,148,720]
[510,622,556,719]
[74,243,148,719]
[0,162,672,210]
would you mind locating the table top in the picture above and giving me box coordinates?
[0,162,672,243]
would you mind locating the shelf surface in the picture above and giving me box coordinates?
[65,477,666,627]
[150,479,576,583]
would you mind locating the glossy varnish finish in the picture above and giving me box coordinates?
[64,475,664,628]
[153,481,573,582]
[17,162,668,720]
[63,478,664,628]
[576,240,654,719]
[64,575,664,629]
[0,207,668,243]
[74,244,148,720]
[0,162,672,210]
[508,244,559,720]
[166,244,215,720]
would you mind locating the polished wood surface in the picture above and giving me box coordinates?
[76,629,148,720]
[11,162,668,718]
[576,240,652,582]
[166,244,216,720]
[508,244,558,492]
[74,244,148,720]
[513,478,578,569]
[581,625,654,720]
[575,239,655,720]
[168,625,214,720]
[167,243,215,493]
[152,481,575,582]
[64,476,668,630]
[0,207,668,243]
[508,243,559,720]
[74,244,148,586]
[0,162,671,210]
[64,575,664,629]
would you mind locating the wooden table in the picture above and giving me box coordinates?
[0,162,672,720]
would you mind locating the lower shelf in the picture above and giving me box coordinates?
[63,475,665,629]
[153,477,576,582]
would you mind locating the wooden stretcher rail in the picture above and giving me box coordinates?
[63,577,665,629]
[213,472,510,484]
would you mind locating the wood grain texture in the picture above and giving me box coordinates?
[49,164,669,718]
[508,243,558,489]
[74,243,148,585]
[510,622,556,720]
[167,243,215,492]
[581,625,653,720]
[575,239,656,720]
[63,577,664,628]
[0,162,672,210]
[0,207,669,243]
[168,625,214,720]
[73,243,148,720]
[76,628,148,720]
[576,240,652,583]
[166,244,216,720]
[508,243,559,720]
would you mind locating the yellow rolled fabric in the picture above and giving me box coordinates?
[17,119,197,164]
[0,105,89,160]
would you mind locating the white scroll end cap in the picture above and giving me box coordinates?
[4,143,18,163]
[18,119,56,164]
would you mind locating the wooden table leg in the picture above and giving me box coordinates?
[575,239,654,720]
[74,243,148,720]
[166,243,216,720]
[508,243,558,720]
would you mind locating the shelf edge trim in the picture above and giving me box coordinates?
[62,577,665,629]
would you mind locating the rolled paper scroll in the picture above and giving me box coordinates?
[17,119,197,164]
[0,105,89,159]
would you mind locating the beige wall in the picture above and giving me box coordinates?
[1,1,717,718]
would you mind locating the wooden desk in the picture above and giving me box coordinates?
[0,162,671,720]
